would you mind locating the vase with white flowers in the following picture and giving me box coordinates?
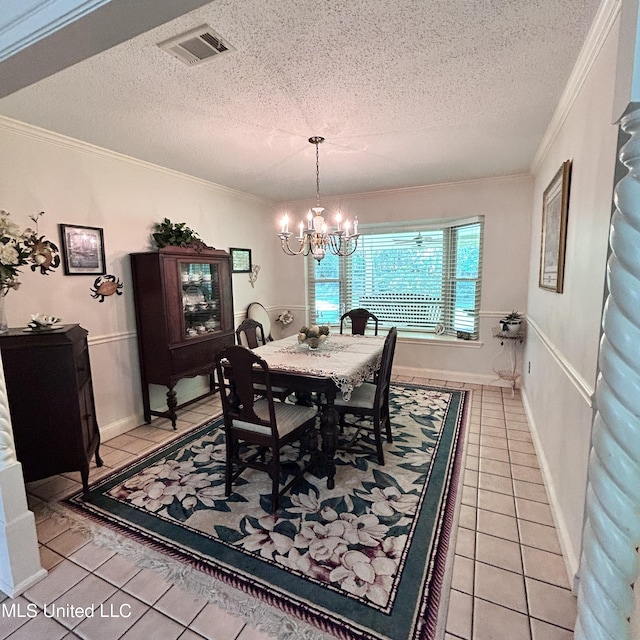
[0,210,60,333]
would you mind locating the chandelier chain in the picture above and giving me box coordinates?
[316,141,321,207]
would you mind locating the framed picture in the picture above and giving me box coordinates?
[59,224,106,275]
[230,247,252,273]
[539,160,572,293]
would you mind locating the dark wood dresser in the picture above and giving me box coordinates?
[0,324,102,499]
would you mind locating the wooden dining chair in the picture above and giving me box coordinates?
[236,318,267,348]
[334,327,397,464]
[215,345,318,512]
[340,308,379,336]
[235,318,292,402]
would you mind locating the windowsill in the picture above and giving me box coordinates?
[342,328,483,347]
[396,329,483,348]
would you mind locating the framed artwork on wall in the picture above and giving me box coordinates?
[230,247,252,273]
[59,224,106,275]
[539,160,572,293]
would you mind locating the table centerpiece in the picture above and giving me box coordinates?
[297,324,330,350]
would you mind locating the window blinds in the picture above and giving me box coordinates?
[307,218,483,338]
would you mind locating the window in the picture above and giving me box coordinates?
[307,217,483,338]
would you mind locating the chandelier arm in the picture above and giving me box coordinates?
[279,234,310,256]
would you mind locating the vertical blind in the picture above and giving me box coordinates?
[307,217,483,338]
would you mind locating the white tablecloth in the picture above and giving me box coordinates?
[252,333,385,400]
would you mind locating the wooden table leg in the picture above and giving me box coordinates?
[319,399,340,489]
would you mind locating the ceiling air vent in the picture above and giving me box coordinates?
[157,25,234,66]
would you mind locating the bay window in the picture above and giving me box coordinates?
[307,217,483,338]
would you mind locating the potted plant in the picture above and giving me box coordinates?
[500,311,523,333]
[152,218,207,249]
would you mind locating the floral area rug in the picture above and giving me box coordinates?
[65,383,469,640]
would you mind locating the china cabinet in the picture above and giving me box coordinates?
[130,246,235,428]
[0,324,102,499]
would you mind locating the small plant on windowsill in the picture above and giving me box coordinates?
[500,311,523,333]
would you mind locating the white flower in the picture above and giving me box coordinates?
[338,513,388,546]
[0,244,19,265]
[127,481,180,512]
[287,491,320,514]
[0,209,59,289]
[276,547,313,573]
[360,486,419,516]
[294,520,350,563]
[191,441,225,463]
[328,550,396,605]
[239,516,294,559]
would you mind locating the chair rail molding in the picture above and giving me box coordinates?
[526,316,595,407]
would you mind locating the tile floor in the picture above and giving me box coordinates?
[0,377,577,640]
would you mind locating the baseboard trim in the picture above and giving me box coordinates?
[99,415,145,442]
[521,386,580,590]
[394,365,514,388]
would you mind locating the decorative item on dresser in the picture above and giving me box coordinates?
[0,324,102,499]
[0,209,61,333]
[130,245,235,429]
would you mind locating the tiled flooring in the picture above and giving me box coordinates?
[0,377,577,640]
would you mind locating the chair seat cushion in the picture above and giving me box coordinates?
[232,399,317,437]
[334,382,376,409]
[254,383,290,395]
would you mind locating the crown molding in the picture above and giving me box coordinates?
[0,115,275,207]
[531,0,621,174]
[0,0,111,62]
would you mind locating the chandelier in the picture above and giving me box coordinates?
[278,136,359,263]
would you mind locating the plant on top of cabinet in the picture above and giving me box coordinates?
[152,218,210,250]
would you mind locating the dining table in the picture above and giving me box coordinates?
[250,332,386,488]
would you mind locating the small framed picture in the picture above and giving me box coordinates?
[59,224,106,275]
[539,160,572,293]
[230,247,252,273]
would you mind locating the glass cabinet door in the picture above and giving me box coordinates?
[180,261,221,339]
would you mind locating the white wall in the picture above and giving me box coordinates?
[279,175,533,384]
[523,10,620,580]
[0,111,536,443]
[0,116,280,439]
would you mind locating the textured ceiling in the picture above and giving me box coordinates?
[0,0,602,203]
